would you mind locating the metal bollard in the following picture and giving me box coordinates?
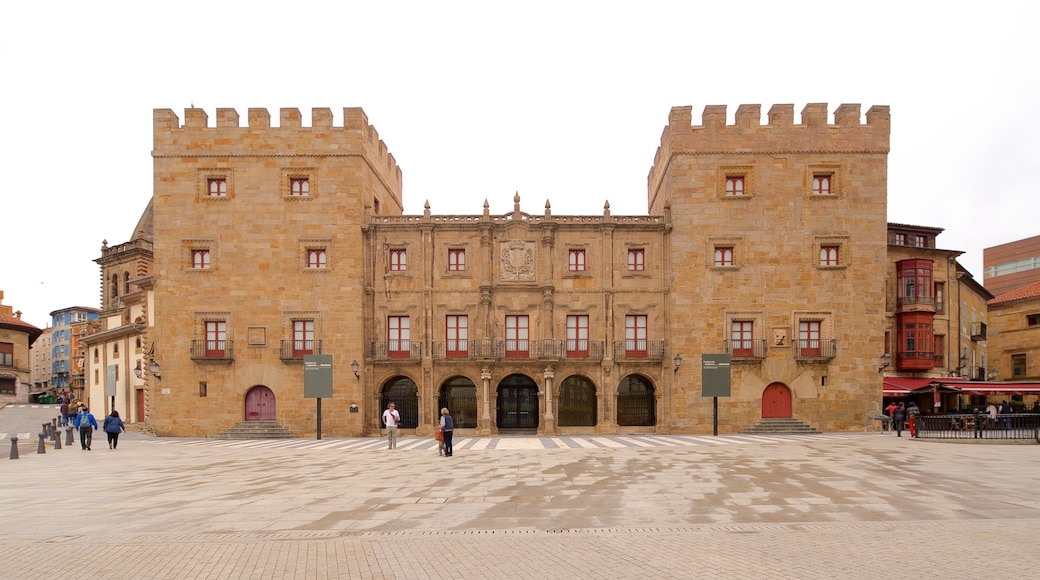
[42,423,51,439]
[53,430,62,450]
[66,426,74,446]
[52,418,58,433]
[9,437,18,460]
[37,433,46,454]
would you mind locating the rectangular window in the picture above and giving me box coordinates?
[307,249,327,269]
[820,245,839,266]
[390,249,407,271]
[0,342,12,367]
[207,178,227,197]
[934,283,945,314]
[725,176,745,196]
[625,315,647,357]
[569,249,586,272]
[192,249,211,269]
[714,246,734,267]
[812,174,831,195]
[292,320,314,356]
[1012,354,1026,377]
[731,321,753,356]
[627,249,645,271]
[205,321,227,357]
[894,233,906,246]
[290,178,309,196]
[446,315,468,357]
[1028,314,1040,327]
[567,315,589,357]
[799,321,821,356]
[505,315,529,358]
[933,334,945,367]
[448,249,466,271]
[913,235,926,248]
[388,316,410,358]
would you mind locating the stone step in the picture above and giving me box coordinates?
[216,421,295,439]
[743,418,821,434]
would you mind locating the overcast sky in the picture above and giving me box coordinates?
[2,1,1037,330]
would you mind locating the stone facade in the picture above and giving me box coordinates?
[146,103,892,437]
[0,291,44,403]
[987,281,1040,382]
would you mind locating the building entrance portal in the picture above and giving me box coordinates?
[762,382,792,418]
[497,374,538,432]
[245,385,276,421]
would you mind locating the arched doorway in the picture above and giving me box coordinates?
[245,385,275,421]
[617,375,656,426]
[497,374,538,431]
[558,375,597,426]
[439,376,477,428]
[762,382,792,418]
[381,376,419,429]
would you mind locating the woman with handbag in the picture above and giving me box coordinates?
[439,407,454,457]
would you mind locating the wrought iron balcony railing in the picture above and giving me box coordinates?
[190,340,235,361]
[279,339,323,361]
[793,339,837,362]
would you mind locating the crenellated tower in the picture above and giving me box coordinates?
[649,103,891,431]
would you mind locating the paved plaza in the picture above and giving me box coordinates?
[1,405,1038,579]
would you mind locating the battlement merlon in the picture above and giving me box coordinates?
[152,107,403,189]
[648,103,890,205]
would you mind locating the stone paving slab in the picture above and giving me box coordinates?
[2,433,1038,579]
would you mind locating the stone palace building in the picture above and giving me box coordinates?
[99,103,895,437]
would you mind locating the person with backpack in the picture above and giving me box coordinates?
[103,410,126,450]
[74,407,98,450]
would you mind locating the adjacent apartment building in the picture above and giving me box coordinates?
[136,103,891,438]
[0,291,43,404]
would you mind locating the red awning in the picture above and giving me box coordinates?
[882,377,971,396]
[953,383,1040,396]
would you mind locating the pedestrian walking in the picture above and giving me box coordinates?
[892,403,907,437]
[60,399,71,427]
[907,402,920,438]
[103,410,126,450]
[435,423,446,456]
[440,407,454,457]
[74,407,98,450]
[382,402,401,450]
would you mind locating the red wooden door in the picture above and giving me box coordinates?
[245,386,276,421]
[762,382,792,418]
[136,389,146,423]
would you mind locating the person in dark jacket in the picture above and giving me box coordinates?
[892,403,907,437]
[74,408,98,450]
[103,410,126,450]
[439,407,454,457]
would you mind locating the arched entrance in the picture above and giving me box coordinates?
[559,375,597,426]
[497,374,538,432]
[245,385,275,421]
[381,376,419,429]
[439,376,477,428]
[617,374,656,426]
[762,382,793,418]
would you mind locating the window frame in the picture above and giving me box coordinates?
[446,315,468,357]
[569,249,586,272]
[290,177,310,197]
[627,248,645,272]
[207,178,227,197]
[798,320,822,357]
[307,248,327,269]
[505,315,529,358]
[292,320,315,357]
[390,248,407,272]
[566,315,589,357]
[191,249,211,269]
[625,315,648,357]
[820,245,840,267]
[205,321,227,358]
[714,246,734,267]
[448,248,466,272]
[388,316,411,358]
[725,175,745,197]
[731,321,753,356]
[811,174,832,195]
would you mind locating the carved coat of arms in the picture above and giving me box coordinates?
[500,241,535,281]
